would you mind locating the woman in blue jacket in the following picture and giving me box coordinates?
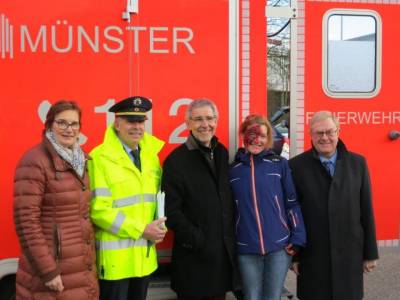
[230,114,306,300]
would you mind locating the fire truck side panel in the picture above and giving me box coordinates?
[302,1,400,241]
[0,0,235,277]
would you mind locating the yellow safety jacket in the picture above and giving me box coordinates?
[88,125,164,280]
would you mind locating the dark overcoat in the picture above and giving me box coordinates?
[162,135,237,297]
[289,140,378,300]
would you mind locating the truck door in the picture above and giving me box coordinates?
[296,1,400,243]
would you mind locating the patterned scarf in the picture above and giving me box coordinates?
[45,130,85,178]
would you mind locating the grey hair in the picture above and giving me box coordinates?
[309,110,340,132]
[185,99,219,121]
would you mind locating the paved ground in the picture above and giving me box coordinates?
[148,246,399,300]
[358,247,399,300]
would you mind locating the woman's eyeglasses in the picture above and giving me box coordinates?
[54,119,80,130]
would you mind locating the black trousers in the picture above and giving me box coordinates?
[99,276,150,300]
[177,294,226,300]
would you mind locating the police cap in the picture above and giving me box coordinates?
[109,96,152,121]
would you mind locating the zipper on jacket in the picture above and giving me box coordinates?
[54,224,61,263]
[250,155,265,255]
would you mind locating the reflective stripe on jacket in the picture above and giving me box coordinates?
[88,125,164,280]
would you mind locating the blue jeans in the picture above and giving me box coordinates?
[238,250,291,300]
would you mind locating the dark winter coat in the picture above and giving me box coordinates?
[162,135,238,297]
[289,139,378,300]
[13,138,99,300]
[229,149,306,255]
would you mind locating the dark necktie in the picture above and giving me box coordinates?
[131,149,141,171]
[322,161,334,177]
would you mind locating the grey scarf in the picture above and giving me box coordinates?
[45,130,85,177]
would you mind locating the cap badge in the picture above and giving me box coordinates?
[133,98,142,106]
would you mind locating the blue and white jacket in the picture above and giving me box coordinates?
[229,148,306,255]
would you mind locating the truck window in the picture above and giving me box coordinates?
[322,10,382,98]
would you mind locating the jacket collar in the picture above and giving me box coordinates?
[185,132,218,152]
[311,138,348,161]
[101,125,164,162]
[234,148,276,164]
[42,135,91,184]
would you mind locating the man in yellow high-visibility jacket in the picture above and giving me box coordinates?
[88,96,167,300]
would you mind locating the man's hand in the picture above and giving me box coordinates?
[143,217,167,243]
[290,262,300,275]
[363,260,377,273]
[45,275,64,293]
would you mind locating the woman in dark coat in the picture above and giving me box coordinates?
[288,110,378,300]
[13,100,99,300]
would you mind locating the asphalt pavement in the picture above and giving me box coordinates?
[148,246,399,300]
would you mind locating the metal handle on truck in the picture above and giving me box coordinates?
[388,130,400,140]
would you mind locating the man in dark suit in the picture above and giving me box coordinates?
[161,99,237,300]
[289,110,378,300]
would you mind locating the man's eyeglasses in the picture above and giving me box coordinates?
[190,116,217,123]
[54,119,80,130]
[312,128,338,138]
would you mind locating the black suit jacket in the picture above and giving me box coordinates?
[162,135,237,297]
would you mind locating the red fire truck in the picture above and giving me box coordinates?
[1,0,399,298]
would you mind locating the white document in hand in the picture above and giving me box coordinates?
[156,191,165,219]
